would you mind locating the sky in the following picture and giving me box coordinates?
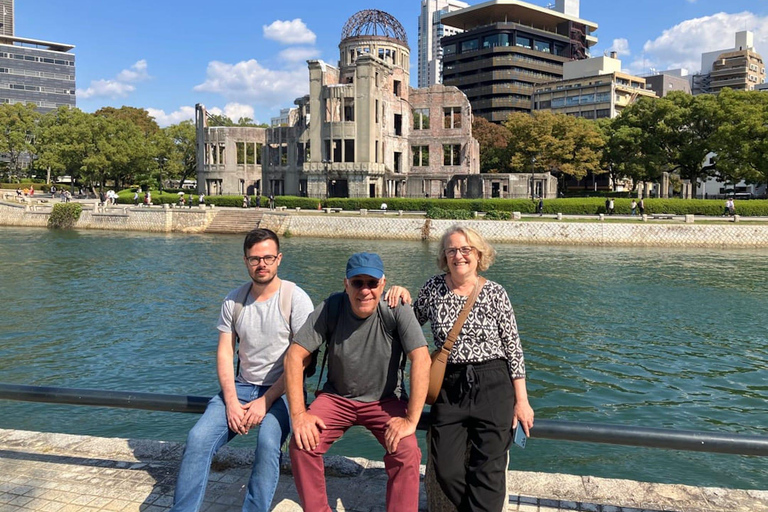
[13,0,768,127]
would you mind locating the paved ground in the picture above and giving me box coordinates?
[0,429,766,512]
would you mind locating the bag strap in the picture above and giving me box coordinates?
[278,279,295,339]
[438,276,486,357]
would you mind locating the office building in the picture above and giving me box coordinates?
[440,0,598,122]
[644,69,691,97]
[0,0,76,112]
[532,53,657,119]
[418,0,469,87]
[692,31,765,95]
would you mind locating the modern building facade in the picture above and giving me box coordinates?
[532,53,657,119]
[644,70,691,97]
[692,31,766,95]
[197,10,482,199]
[439,0,598,122]
[0,0,76,112]
[417,0,469,88]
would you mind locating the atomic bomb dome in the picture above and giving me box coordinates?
[341,9,408,46]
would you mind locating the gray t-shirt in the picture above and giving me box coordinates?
[294,294,427,402]
[217,281,314,387]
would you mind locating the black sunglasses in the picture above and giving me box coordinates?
[349,278,381,289]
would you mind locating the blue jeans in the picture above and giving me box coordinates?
[171,381,290,512]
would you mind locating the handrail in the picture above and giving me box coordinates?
[2,383,767,456]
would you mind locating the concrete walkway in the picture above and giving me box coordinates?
[0,429,766,512]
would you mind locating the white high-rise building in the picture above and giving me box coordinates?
[418,0,468,87]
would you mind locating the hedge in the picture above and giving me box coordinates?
[48,202,82,229]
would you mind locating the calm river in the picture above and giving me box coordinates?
[0,227,766,489]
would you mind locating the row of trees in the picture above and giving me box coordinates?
[0,104,196,193]
[473,89,768,193]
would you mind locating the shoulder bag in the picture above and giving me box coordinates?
[425,276,486,405]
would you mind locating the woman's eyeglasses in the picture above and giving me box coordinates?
[246,255,278,266]
[444,246,475,257]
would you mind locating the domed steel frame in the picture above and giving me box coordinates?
[341,10,408,45]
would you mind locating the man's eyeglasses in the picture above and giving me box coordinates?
[444,246,475,257]
[348,278,381,290]
[246,255,278,266]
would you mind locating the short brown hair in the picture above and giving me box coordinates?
[437,225,496,272]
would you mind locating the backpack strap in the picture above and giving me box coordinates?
[278,279,296,338]
[377,299,408,372]
[310,292,345,391]
[230,282,252,377]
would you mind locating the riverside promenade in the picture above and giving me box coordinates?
[1,429,766,512]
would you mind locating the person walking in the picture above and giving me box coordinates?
[170,228,314,512]
[631,199,637,216]
[638,198,645,215]
[284,252,431,512]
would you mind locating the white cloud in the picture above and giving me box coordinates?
[208,103,256,123]
[116,59,150,83]
[194,59,309,107]
[278,47,321,62]
[638,11,768,73]
[263,19,316,45]
[77,60,151,99]
[146,106,195,127]
[608,38,631,57]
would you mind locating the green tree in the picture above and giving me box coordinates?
[472,116,512,173]
[158,120,196,188]
[713,89,768,186]
[206,113,267,127]
[94,106,160,136]
[0,102,40,178]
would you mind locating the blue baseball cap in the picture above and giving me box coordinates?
[346,252,385,279]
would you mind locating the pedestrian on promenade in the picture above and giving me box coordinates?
[387,225,535,512]
[256,195,261,208]
[133,191,139,206]
[199,193,205,207]
[631,200,637,216]
[639,198,645,215]
[537,198,543,216]
[284,252,431,512]
[170,228,314,512]
[269,194,275,210]
[243,194,250,208]
[608,198,615,215]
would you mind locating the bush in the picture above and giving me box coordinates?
[485,210,512,220]
[48,202,82,229]
[426,207,473,220]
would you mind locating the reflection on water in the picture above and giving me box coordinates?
[0,228,766,489]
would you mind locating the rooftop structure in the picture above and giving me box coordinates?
[439,0,598,122]
[692,31,766,95]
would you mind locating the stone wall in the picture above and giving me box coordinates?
[266,212,768,248]
[0,203,216,233]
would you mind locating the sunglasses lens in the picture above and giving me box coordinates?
[351,279,379,289]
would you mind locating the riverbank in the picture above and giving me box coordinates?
[3,201,768,247]
[1,429,765,512]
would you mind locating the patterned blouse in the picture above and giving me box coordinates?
[413,274,526,379]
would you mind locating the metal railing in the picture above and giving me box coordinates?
[2,383,767,457]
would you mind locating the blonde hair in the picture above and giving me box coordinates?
[437,225,496,273]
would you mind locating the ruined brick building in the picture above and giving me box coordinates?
[196,9,484,199]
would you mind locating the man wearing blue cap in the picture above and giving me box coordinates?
[284,252,431,512]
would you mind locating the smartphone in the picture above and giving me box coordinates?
[513,425,527,449]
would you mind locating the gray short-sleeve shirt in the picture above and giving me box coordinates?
[218,281,314,387]
[293,295,427,402]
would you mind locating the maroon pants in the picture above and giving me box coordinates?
[289,393,421,512]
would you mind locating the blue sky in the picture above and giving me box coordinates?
[14,0,768,126]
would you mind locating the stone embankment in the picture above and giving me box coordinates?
[3,201,768,248]
[0,429,765,512]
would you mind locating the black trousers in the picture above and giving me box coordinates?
[430,359,515,512]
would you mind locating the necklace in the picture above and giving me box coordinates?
[446,274,477,297]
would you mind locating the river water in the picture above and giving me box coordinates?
[0,227,766,489]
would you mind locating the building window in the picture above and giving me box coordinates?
[412,145,429,167]
[515,35,532,49]
[344,139,355,162]
[413,108,430,129]
[394,114,402,136]
[375,99,379,123]
[394,151,402,173]
[333,139,342,163]
[443,44,456,56]
[534,40,551,53]
[460,39,478,53]
[482,34,509,49]
[343,98,354,122]
[444,107,461,129]
[443,144,461,166]
[394,80,402,97]
[375,140,379,163]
